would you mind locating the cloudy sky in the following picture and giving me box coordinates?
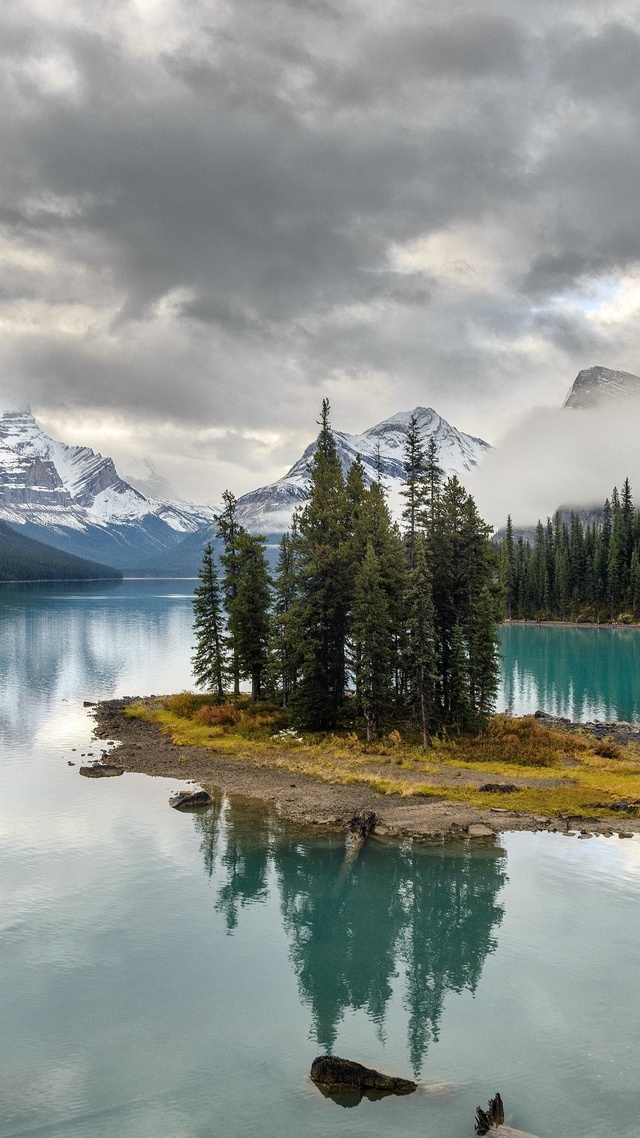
[2,0,640,505]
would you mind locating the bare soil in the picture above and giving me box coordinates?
[91,700,640,841]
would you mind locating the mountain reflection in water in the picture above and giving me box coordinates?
[194,799,507,1074]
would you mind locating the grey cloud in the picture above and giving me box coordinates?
[1,0,640,502]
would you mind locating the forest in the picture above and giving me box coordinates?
[498,479,640,623]
[0,520,122,582]
[193,401,501,741]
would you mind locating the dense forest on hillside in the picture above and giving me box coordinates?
[498,479,640,622]
[0,521,122,582]
[193,402,501,740]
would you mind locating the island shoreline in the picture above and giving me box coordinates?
[91,700,640,841]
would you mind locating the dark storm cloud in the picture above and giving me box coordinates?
[1,0,640,498]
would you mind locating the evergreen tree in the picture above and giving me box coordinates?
[420,436,444,545]
[351,540,393,741]
[468,584,501,726]
[234,531,272,701]
[500,515,516,619]
[449,623,471,735]
[216,490,244,697]
[405,537,438,749]
[400,413,426,568]
[270,530,300,706]
[192,542,225,698]
[291,399,350,730]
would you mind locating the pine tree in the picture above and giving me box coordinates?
[448,623,471,734]
[291,399,350,730]
[270,530,300,706]
[420,436,444,544]
[234,532,272,701]
[351,540,392,741]
[400,413,426,569]
[468,584,501,726]
[216,490,244,697]
[405,537,437,749]
[500,515,516,619]
[192,542,225,699]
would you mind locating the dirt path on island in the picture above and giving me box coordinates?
[88,700,640,841]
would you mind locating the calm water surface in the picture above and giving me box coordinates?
[1,582,639,1138]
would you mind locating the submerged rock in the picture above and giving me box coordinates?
[169,789,212,811]
[310,1055,416,1100]
[79,763,123,777]
[467,823,494,837]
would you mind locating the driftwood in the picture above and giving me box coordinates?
[346,812,377,843]
[475,1093,541,1137]
[310,1055,416,1099]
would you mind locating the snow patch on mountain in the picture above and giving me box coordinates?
[235,406,491,533]
[0,410,215,534]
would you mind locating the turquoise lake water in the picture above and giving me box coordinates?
[1,581,639,1138]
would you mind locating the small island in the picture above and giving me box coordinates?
[93,403,640,839]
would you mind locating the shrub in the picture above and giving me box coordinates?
[194,702,241,727]
[592,739,622,760]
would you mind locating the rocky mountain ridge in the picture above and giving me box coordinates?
[563,365,640,409]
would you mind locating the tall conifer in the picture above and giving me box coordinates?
[192,542,226,699]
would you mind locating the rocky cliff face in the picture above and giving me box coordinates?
[563,366,640,408]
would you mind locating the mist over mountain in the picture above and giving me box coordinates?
[469,364,640,529]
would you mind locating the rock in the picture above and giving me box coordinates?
[310,1055,416,1098]
[618,831,634,838]
[479,783,517,793]
[79,763,123,777]
[169,789,212,811]
[83,701,96,707]
[467,823,494,837]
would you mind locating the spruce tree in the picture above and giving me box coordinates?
[405,537,437,749]
[291,399,350,730]
[448,623,471,735]
[351,540,392,741]
[400,413,426,568]
[216,490,244,697]
[468,584,501,726]
[192,542,225,699]
[234,531,272,701]
[270,530,300,706]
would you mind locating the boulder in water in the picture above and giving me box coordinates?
[310,1055,416,1098]
[169,789,212,811]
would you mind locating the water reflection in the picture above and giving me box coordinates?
[500,624,640,721]
[0,581,195,744]
[194,803,507,1075]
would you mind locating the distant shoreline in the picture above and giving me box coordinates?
[502,619,640,630]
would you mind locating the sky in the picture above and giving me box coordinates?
[2,0,640,509]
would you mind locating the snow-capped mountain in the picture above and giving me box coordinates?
[234,406,490,533]
[564,366,640,409]
[0,410,215,570]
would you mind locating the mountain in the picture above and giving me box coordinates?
[0,519,122,582]
[0,410,216,571]
[564,366,640,409]
[139,406,491,576]
[234,406,490,533]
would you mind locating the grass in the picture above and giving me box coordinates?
[123,697,640,819]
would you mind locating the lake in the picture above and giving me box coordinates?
[1,581,639,1138]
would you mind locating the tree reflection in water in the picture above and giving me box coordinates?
[194,801,506,1074]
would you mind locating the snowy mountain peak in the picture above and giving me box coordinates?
[0,409,215,536]
[235,406,491,533]
[564,366,640,409]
